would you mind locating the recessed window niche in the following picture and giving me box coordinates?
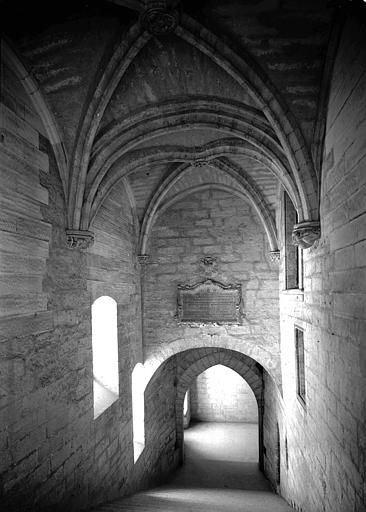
[92,296,119,419]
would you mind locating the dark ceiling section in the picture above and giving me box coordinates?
[1,0,133,38]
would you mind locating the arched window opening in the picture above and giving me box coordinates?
[184,391,189,415]
[132,363,145,462]
[92,296,119,419]
[183,390,191,429]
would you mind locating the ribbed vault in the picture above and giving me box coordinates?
[63,14,319,232]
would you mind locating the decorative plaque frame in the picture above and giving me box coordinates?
[176,279,242,326]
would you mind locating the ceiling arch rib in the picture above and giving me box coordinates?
[91,97,275,160]
[138,159,278,254]
[2,39,68,197]
[84,139,301,231]
[88,125,284,193]
[67,25,151,228]
[121,177,140,237]
[177,14,318,220]
[86,108,286,190]
[86,102,284,187]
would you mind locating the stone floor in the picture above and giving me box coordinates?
[93,422,294,511]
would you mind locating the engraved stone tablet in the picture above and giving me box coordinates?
[177,279,242,325]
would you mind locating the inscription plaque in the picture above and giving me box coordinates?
[177,279,242,325]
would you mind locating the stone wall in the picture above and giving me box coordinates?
[143,189,281,385]
[262,371,283,492]
[193,0,332,145]
[0,53,54,510]
[0,54,143,511]
[278,13,366,512]
[133,356,179,491]
[190,364,258,423]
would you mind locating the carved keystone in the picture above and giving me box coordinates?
[192,159,209,167]
[269,250,280,262]
[200,256,217,266]
[200,255,218,276]
[140,1,179,36]
[66,230,94,250]
[292,221,320,249]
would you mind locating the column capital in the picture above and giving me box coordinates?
[138,254,151,265]
[292,221,320,249]
[66,230,94,250]
[269,250,280,263]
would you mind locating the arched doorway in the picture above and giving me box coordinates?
[181,363,260,488]
[174,349,264,471]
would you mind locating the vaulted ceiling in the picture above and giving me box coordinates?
[2,0,335,251]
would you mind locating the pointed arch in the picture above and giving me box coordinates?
[144,347,267,469]
[85,116,288,206]
[175,351,263,467]
[138,158,278,253]
[88,97,280,185]
[1,39,68,197]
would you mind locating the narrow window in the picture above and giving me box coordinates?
[284,192,303,289]
[183,390,191,429]
[132,363,145,462]
[183,390,189,416]
[295,327,306,404]
[92,296,119,419]
[276,423,281,485]
[285,437,289,470]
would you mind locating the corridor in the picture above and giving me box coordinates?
[92,422,293,511]
[2,2,365,510]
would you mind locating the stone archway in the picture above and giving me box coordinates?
[174,348,265,470]
[143,347,271,473]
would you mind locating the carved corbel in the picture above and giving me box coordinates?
[292,221,320,249]
[200,256,217,267]
[269,250,280,263]
[200,255,218,276]
[138,254,151,265]
[140,0,179,36]
[66,230,94,250]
